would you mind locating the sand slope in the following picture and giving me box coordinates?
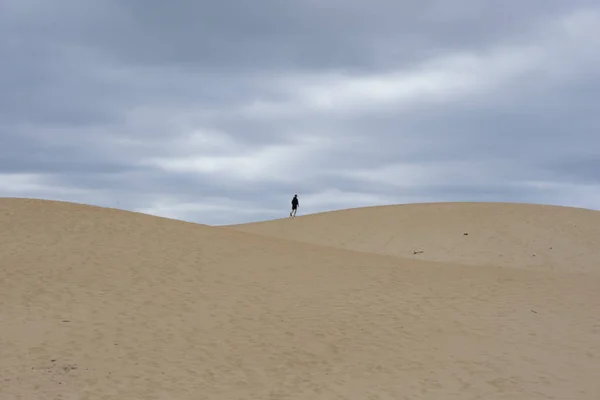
[1,198,600,399]
[229,202,600,274]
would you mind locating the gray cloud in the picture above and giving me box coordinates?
[1,0,599,224]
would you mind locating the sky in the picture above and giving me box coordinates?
[1,0,599,225]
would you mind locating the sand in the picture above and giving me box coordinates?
[1,198,599,399]
[230,202,600,275]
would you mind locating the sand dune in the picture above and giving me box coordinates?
[1,198,599,399]
[229,202,600,274]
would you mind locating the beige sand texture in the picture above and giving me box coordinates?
[230,202,600,274]
[1,198,599,399]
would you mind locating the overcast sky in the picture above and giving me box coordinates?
[1,0,599,225]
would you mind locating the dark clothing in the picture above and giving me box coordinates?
[291,197,299,209]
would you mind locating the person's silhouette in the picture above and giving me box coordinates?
[290,194,299,217]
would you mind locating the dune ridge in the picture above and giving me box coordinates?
[1,198,599,399]
[229,202,600,274]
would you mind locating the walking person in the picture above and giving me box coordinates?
[290,194,299,217]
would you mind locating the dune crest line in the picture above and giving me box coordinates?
[1,198,599,399]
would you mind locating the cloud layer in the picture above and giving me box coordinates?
[1,0,599,224]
